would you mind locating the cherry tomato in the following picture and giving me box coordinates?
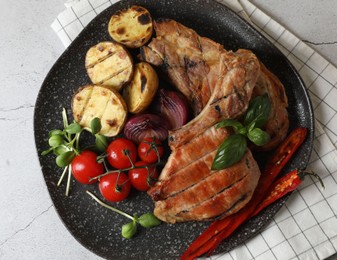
[99,172,131,202]
[138,137,164,164]
[106,138,137,169]
[71,150,104,184]
[128,161,159,191]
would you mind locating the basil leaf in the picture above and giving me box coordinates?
[138,213,161,228]
[247,128,271,146]
[216,119,244,132]
[211,134,247,170]
[244,94,271,128]
[122,221,137,239]
[91,117,102,135]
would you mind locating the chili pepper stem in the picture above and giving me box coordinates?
[299,170,325,189]
[86,190,134,221]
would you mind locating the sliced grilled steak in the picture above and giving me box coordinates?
[148,125,230,201]
[152,149,260,223]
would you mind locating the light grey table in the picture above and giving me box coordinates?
[0,0,336,259]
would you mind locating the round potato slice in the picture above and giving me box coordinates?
[108,5,153,48]
[123,62,159,114]
[85,41,133,91]
[72,84,128,137]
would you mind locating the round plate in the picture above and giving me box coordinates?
[34,0,314,259]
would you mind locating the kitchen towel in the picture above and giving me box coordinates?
[51,0,337,259]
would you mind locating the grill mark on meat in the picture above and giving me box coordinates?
[153,149,249,201]
[177,173,248,211]
[141,19,223,114]
[210,192,251,221]
[150,148,218,201]
[168,50,260,149]
[152,150,260,223]
[154,169,249,222]
[154,161,259,223]
[149,126,230,199]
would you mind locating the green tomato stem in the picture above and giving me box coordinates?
[86,191,134,221]
[89,160,166,182]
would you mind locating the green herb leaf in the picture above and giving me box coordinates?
[49,129,64,137]
[65,122,82,134]
[53,145,68,156]
[138,213,161,228]
[244,94,271,128]
[216,119,244,132]
[90,117,102,135]
[56,151,75,167]
[95,134,108,152]
[247,128,271,146]
[211,134,247,170]
[41,147,53,156]
[122,221,137,239]
[48,135,63,147]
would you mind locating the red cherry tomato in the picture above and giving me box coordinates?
[71,150,104,184]
[106,138,137,169]
[138,137,164,164]
[128,161,159,191]
[99,172,131,202]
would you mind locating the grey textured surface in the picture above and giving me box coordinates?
[1,0,336,259]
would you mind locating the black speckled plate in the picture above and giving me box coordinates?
[34,0,314,259]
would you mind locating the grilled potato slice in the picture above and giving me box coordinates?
[72,84,128,137]
[123,62,159,113]
[108,6,153,48]
[85,41,133,91]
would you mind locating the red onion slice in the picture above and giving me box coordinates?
[153,89,189,130]
[124,113,170,144]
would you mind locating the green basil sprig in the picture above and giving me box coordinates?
[211,95,271,170]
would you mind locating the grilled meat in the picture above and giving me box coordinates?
[168,49,260,149]
[150,144,260,223]
[252,62,289,150]
[143,19,289,223]
[141,19,289,151]
[140,19,224,115]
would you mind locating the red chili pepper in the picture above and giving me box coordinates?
[252,169,324,217]
[180,127,308,260]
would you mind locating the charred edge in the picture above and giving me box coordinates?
[183,56,198,69]
[98,67,128,85]
[138,13,151,25]
[210,95,228,106]
[162,56,170,71]
[139,47,146,61]
[155,18,172,24]
[140,75,147,93]
[86,51,116,69]
[175,174,249,217]
[210,192,250,221]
